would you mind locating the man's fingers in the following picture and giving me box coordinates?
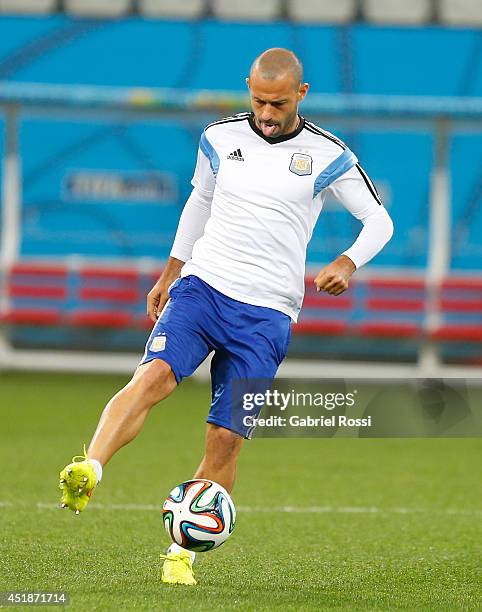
[316,274,345,293]
[317,275,349,295]
[147,292,160,322]
[314,271,331,291]
[323,283,347,295]
[324,277,348,292]
[147,290,170,323]
[315,259,354,295]
[156,296,168,317]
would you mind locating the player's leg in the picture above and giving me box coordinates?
[87,359,176,466]
[161,279,291,586]
[199,297,291,488]
[162,424,243,586]
[59,276,213,514]
[193,423,244,492]
[59,359,177,513]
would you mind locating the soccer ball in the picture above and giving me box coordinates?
[162,479,236,552]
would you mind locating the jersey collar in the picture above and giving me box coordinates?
[248,113,305,144]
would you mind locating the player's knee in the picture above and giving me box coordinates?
[132,359,176,405]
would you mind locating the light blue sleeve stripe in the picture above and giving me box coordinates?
[199,131,220,177]
[313,148,358,198]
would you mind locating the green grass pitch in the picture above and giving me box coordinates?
[0,371,481,610]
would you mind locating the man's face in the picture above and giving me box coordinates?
[247,72,309,138]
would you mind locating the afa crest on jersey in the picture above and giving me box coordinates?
[289,153,312,176]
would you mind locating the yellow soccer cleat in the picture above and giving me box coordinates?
[160,551,197,586]
[59,449,97,514]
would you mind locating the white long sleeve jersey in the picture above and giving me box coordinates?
[171,112,393,322]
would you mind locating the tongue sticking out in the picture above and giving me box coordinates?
[261,123,277,137]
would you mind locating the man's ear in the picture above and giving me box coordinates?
[245,77,250,89]
[298,82,309,101]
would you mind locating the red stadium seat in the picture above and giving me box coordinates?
[71,265,142,329]
[366,298,424,312]
[440,299,482,312]
[4,262,479,352]
[441,278,482,291]
[430,325,482,342]
[366,278,425,290]
[68,311,134,329]
[355,276,426,338]
[0,261,159,331]
[10,262,67,277]
[432,276,482,342]
[79,266,140,281]
[355,321,421,338]
[302,294,353,309]
[293,320,348,336]
[9,285,67,299]
[2,262,68,327]
[1,308,63,326]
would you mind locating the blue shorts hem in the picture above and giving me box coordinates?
[139,354,182,385]
[206,417,248,440]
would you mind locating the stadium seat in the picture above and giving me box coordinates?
[439,0,482,26]
[0,263,67,327]
[353,277,426,339]
[362,0,432,25]
[356,321,421,338]
[139,0,205,19]
[430,277,482,342]
[294,320,349,336]
[0,0,57,14]
[64,0,132,18]
[287,0,357,24]
[211,0,282,22]
[68,265,141,329]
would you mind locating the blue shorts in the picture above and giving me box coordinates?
[140,275,291,438]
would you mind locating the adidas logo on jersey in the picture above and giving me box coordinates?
[227,148,244,162]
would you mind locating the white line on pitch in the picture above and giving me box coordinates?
[0,501,470,517]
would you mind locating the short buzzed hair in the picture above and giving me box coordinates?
[250,48,303,88]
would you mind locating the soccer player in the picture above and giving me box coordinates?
[59,49,393,585]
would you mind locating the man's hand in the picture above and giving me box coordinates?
[147,279,171,322]
[147,257,185,322]
[314,255,356,296]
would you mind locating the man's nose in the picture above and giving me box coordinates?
[260,106,273,120]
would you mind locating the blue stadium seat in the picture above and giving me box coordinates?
[187,21,294,89]
[450,133,482,270]
[352,25,482,96]
[0,18,195,88]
